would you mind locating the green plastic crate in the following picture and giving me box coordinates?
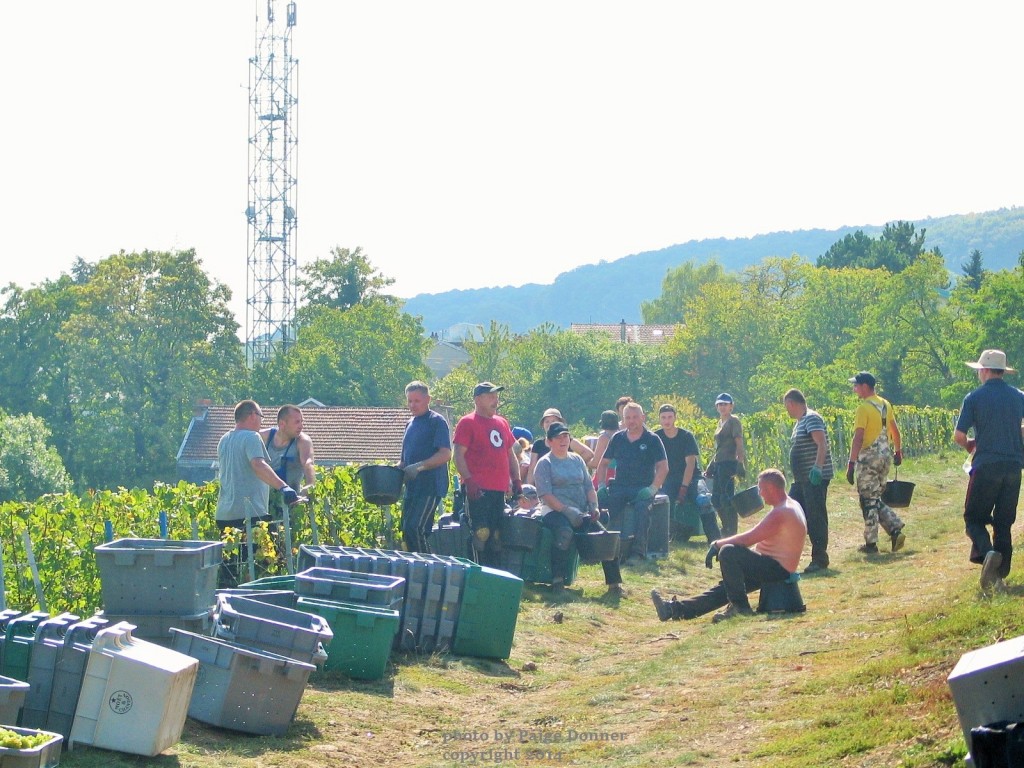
[451,562,523,660]
[295,597,399,681]
[237,574,297,591]
[518,527,579,587]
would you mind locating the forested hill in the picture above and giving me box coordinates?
[403,206,1024,334]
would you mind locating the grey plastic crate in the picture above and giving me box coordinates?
[212,595,332,666]
[95,610,213,648]
[21,613,81,729]
[0,725,63,768]
[295,568,405,611]
[2,613,50,683]
[0,675,30,725]
[169,628,315,736]
[44,617,109,739]
[94,538,223,616]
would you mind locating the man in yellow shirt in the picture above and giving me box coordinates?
[846,372,906,554]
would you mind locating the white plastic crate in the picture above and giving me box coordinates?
[948,634,1024,753]
[69,623,197,756]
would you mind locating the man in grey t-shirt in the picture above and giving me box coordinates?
[217,400,301,528]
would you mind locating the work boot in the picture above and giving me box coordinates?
[890,528,906,552]
[607,583,627,598]
[858,542,879,554]
[981,550,1003,591]
[650,589,672,621]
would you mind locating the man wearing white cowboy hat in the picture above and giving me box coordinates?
[954,349,1024,592]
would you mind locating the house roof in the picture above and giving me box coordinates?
[569,323,678,345]
[176,404,420,467]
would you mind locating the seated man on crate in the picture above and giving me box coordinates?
[650,468,806,623]
[594,402,668,565]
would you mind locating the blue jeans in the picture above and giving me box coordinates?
[964,461,1020,576]
[672,544,790,618]
[608,484,654,559]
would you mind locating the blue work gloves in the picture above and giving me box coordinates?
[809,466,823,486]
[281,485,300,505]
[705,542,720,569]
[636,486,656,502]
[403,462,424,481]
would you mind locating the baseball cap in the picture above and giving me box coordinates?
[512,426,534,441]
[521,484,539,499]
[599,410,619,430]
[848,372,876,387]
[659,403,676,414]
[715,393,734,405]
[472,381,504,397]
[546,421,571,440]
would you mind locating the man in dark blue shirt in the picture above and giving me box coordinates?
[399,381,452,553]
[595,402,668,568]
[954,350,1024,592]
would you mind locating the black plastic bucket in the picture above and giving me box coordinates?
[882,480,915,508]
[357,465,405,506]
[574,530,621,564]
[732,486,765,518]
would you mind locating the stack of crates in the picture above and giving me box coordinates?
[21,613,81,729]
[0,612,51,683]
[93,539,223,645]
[69,622,198,756]
[44,616,109,740]
[297,545,523,660]
[169,628,316,736]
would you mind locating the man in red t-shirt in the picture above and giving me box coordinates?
[453,382,522,567]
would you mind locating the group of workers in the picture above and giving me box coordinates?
[212,346,1022,621]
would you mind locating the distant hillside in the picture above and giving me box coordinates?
[404,207,1024,334]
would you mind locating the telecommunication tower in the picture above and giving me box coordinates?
[245,0,299,366]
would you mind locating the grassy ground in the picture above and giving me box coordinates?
[61,454,1022,767]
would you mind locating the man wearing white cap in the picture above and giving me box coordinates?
[953,350,1024,592]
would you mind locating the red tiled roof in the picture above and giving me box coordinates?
[569,323,678,345]
[177,404,420,467]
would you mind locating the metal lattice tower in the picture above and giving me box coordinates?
[245,0,299,366]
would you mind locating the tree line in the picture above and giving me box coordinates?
[1,226,1021,496]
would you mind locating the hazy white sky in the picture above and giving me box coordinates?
[4,1,1021,325]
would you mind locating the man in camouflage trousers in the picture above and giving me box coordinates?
[846,372,906,554]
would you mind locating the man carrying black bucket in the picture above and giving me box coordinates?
[953,350,1024,593]
[453,382,522,568]
[846,372,907,555]
[650,469,806,623]
[398,381,452,554]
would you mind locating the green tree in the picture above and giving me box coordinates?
[297,246,396,317]
[817,221,927,272]
[0,409,72,502]
[962,264,1024,387]
[59,249,245,488]
[640,259,733,324]
[960,249,985,291]
[251,300,429,407]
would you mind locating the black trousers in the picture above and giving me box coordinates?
[964,460,1020,577]
[789,480,830,567]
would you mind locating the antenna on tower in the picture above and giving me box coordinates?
[245,0,299,367]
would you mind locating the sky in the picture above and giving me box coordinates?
[4,1,1021,327]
